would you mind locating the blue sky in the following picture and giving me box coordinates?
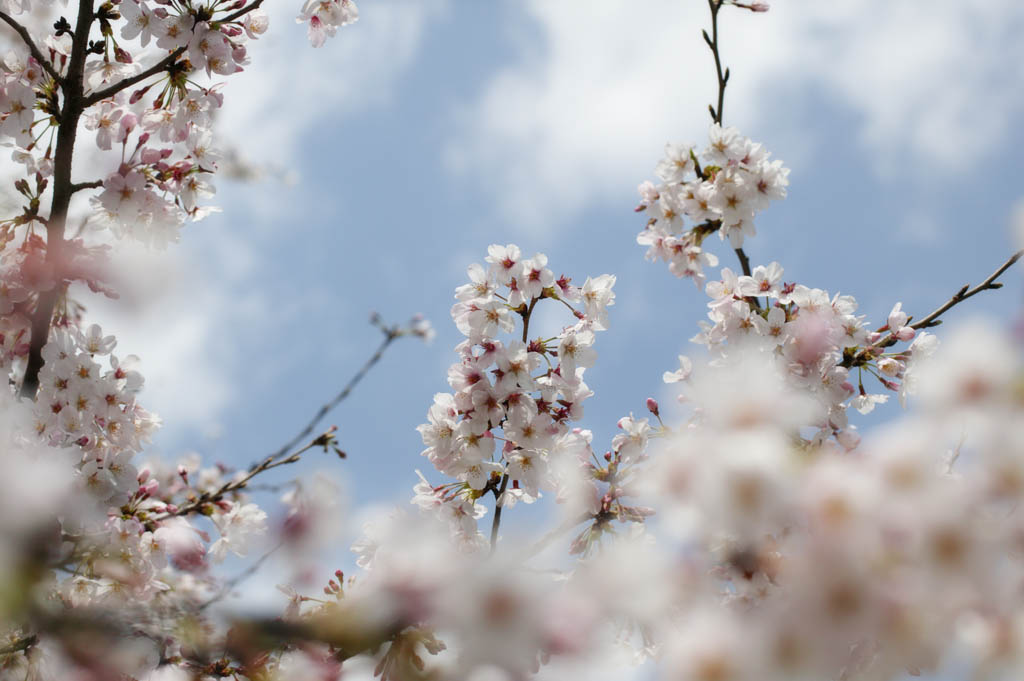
[94,0,1024,600]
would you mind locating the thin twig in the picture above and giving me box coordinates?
[840,250,1023,368]
[0,11,60,82]
[158,442,317,520]
[489,474,509,553]
[701,0,757,291]
[489,298,540,553]
[197,541,283,610]
[83,47,185,107]
[70,179,103,194]
[523,512,593,561]
[910,250,1022,330]
[260,325,399,467]
[219,0,265,25]
[84,0,265,106]
[704,0,727,127]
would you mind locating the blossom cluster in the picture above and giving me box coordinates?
[627,322,1024,681]
[408,244,616,550]
[0,1,361,677]
[676,262,939,448]
[636,124,790,286]
[1,1,1022,680]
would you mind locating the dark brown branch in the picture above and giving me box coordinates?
[0,634,37,656]
[910,250,1022,330]
[70,179,103,194]
[20,0,95,399]
[158,441,317,520]
[704,0,727,127]
[489,298,541,553]
[83,46,185,107]
[0,11,60,82]
[84,0,265,106]
[219,0,265,25]
[489,474,509,553]
[840,250,1023,368]
[701,0,757,292]
[261,324,399,467]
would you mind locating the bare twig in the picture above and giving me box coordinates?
[523,512,593,561]
[0,11,60,82]
[260,323,400,468]
[197,541,283,610]
[70,179,104,194]
[704,0,728,127]
[841,250,1023,368]
[910,250,1022,330]
[701,0,758,292]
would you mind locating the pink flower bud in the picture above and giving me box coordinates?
[895,326,916,342]
[646,397,659,416]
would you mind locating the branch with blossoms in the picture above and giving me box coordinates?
[839,249,1022,372]
[3,0,1024,679]
[0,0,360,400]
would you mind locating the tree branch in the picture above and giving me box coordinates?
[0,634,37,656]
[260,322,400,468]
[489,298,541,553]
[701,0,757,292]
[83,46,185,107]
[219,0,265,25]
[20,0,95,399]
[197,541,282,610]
[84,0,266,106]
[704,0,727,127]
[910,250,1022,330]
[0,11,60,82]
[70,179,103,194]
[158,441,318,520]
[489,474,509,553]
[840,250,1023,368]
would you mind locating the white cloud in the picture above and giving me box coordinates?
[81,0,448,438]
[218,0,449,172]
[87,232,264,435]
[448,0,1024,229]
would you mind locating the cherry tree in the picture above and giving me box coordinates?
[0,0,1022,680]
